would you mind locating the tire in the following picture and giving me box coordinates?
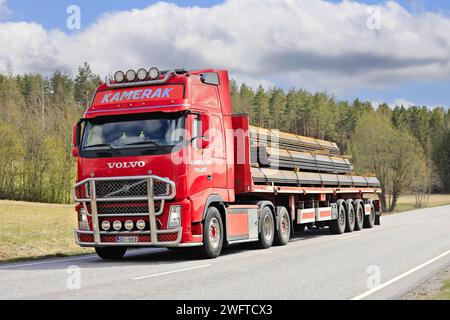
[329,203,346,234]
[345,202,356,233]
[274,207,291,246]
[363,203,376,229]
[197,206,224,259]
[354,202,364,231]
[257,206,275,249]
[95,247,127,260]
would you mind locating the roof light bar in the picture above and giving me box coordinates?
[105,69,176,88]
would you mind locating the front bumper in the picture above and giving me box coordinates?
[74,174,186,247]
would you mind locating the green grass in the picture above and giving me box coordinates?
[426,279,450,300]
[393,194,450,214]
[0,200,93,263]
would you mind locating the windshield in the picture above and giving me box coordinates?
[80,113,185,158]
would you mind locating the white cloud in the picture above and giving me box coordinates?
[1,0,450,94]
[391,98,416,108]
[0,0,11,20]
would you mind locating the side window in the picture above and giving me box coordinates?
[192,115,202,149]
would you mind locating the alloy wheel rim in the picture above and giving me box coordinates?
[209,218,221,250]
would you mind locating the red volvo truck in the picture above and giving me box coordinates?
[72,68,381,259]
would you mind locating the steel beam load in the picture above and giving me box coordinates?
[249,126,380,188]
[251,146,353,174]
[250,126,340,156]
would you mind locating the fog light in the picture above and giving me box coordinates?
[168,205,181,229]
[113,220,122,231]
[125,220,134,231]
[136,220,146,230]
[101,220,111,231]
[78,208,89,231]
[149,67,160,80]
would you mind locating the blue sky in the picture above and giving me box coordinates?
[1,0,450,108]
[6,0,450,30]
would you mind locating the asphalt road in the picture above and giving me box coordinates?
[1,205,449,300]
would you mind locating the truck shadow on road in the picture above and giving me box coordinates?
[3,228,334,271]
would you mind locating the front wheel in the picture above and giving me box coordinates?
[95,247,127,260]
[197,206,224,259]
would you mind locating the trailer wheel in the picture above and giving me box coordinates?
[329,204,346,234]
[198,206,224,259]
[95,247,127,260]
[363,203,376,229]
[354,203,364,231]
[274,207,291,246]
[345,202,355,233]
[257,206,275,249]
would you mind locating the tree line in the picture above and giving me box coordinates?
[0,65,449,211]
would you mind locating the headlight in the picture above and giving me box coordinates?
[149,67,160,80]
[137,68,148,81]
[125,69,136,82]
[114,71,125,83]
[168,205,181,229]
[78,208,90,231]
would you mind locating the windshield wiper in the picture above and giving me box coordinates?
[84,143,115,150]
[125,140,163,148]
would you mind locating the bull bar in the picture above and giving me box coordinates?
[73,175,182,247]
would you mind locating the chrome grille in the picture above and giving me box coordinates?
[95,179,169,199]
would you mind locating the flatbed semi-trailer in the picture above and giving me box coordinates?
[72,68,382,259]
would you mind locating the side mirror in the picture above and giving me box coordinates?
[72,147,79,157]
[73,122,81,158]
[73,122,81,146]
[197,137,210,149]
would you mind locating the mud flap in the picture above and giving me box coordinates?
[375,213,381,226]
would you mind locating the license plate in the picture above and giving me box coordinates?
[116,236,139,243]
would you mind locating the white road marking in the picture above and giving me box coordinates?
[351,250,450,300]
[341,234,362,240]
[133,264,211,280]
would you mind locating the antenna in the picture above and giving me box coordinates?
[182,54,187,71]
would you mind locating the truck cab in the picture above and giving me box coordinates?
[73,68,236,259]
